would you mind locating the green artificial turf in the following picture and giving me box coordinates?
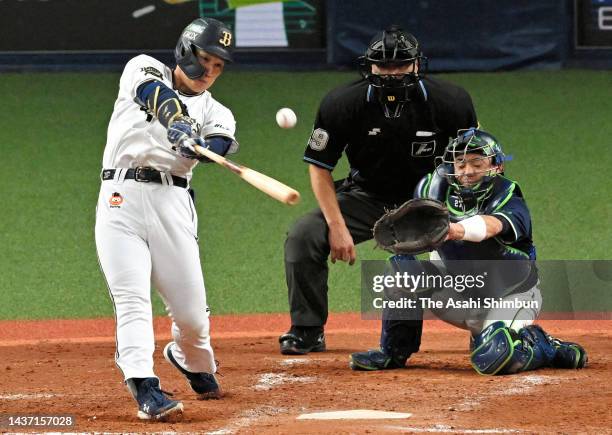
[0,69,609,320]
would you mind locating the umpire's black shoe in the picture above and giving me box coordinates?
[349,349,406,371]
[279,326,326,355]
[163,342,222,399]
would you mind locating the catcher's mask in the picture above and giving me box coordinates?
[358,26,427,118]
[436,128,506,212]
[175,18,234,80]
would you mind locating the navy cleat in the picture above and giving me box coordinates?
[163,342,222,399]
[279,326,326,355]
[549,336,588,369]
[126,377,183,422]
[349,349,406,371]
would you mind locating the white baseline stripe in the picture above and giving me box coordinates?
[385,425,521,433]
[0,393,59,400]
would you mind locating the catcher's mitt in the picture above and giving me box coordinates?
[373,198,449,255]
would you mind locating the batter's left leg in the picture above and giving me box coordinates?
[148,186,216,376]
[95,183,157,381]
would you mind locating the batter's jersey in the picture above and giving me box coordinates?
[303,76,477,203]
[102,55,236,180]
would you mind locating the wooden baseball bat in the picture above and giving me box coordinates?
[194,144,301,205]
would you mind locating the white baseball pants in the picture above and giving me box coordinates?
[95,177,216,380]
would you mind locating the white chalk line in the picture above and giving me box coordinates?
[297,410,412,420]
[267,357,331,367]
[0,393,60,400]
[254,372,316,391]
[455,374,561,411]
[262,356,314,367]
[208,357,319,433]
[384,425,522,433]
[278,357,311,367]
[206,405,286,435]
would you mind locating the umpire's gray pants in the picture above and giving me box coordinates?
[284,181,399,327]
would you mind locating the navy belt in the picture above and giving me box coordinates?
[101,167,188,188]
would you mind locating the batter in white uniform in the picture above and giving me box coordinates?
[95,17,236,422]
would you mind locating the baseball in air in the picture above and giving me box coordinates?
[276,108,297,129]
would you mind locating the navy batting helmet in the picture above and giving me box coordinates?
[175,18,234,79]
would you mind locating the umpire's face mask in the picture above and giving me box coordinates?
[369,62,420,118]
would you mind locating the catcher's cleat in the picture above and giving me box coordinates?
[126,377,183,422]
[549,337,588,369]
[349,349,406,371]
[163,342,222,399]
[279,327,326,355]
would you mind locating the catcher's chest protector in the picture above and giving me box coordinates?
[423,171,520,221]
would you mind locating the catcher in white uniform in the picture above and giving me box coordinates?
[95,18,237,421]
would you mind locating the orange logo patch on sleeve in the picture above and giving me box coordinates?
[109,192,123,208]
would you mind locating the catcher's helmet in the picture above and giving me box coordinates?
[442,128,505,168]
[436,128,507,212]
[175,18,234,79]
[359,25,428,118]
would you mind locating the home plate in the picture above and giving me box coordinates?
[297,410,412,420]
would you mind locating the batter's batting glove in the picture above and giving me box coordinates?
[175,137,206,160]
[168,116,203,160]
[168,116,198,143]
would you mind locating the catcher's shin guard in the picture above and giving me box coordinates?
[549,336,588,369]
[471,322,556,375]
[374,272,423,371]
[515,325,557,372]
[380,318,422,362]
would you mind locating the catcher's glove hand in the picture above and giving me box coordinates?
[373,198,449,255]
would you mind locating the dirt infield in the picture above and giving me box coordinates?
[0,314,610,434]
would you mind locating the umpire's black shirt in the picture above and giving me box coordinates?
[304,76,478,203]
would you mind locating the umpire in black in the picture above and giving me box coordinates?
[280,25,478,354]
